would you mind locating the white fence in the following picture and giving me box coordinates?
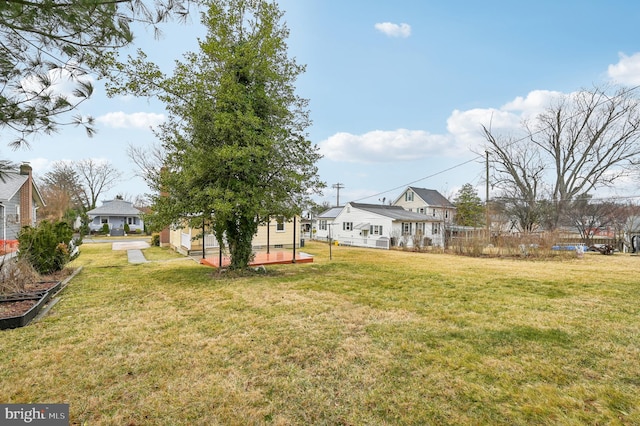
[204,234,219,249]
[334,236,390,250]
[180,232,191,250]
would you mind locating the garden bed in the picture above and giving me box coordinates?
[0,280,63,330]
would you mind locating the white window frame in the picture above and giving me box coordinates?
[343,222,353,231]
[276,217,285,232]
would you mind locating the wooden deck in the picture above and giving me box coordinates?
[200,251,313,268]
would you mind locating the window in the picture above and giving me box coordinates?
[101,217,108,224]
[15,205,20,224]
[276,217,285,232]
[445,210,449,219]
[405,191,414,202]
[361,229,369,237]
[370,225,383,235]
[416,223,424,235]
[343,222,353,231]
[127,217,137,225]
[432,209,437,217]
[419,208,425,214]
[402,222,412,235]
[432,223,440,234]
[319,220,327,231]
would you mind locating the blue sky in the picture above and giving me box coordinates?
[5,0,640,206]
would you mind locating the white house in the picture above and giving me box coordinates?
[313,206,343,241]
[392,186,456,222]
[330,202,446,249]
[86,199,144,235]
[392,187,456,243]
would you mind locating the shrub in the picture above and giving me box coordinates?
[102,223,110,234]
[18,221,80,275]
[151,233,160,246]
[124,223,130,234]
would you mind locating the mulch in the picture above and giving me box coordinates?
[0,269,74,320]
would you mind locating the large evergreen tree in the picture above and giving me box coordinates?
[113,0,324,269]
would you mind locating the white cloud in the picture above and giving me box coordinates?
[374,22,411,38]
[320,89,579,163]
[319,129,454,163]
[501,90,564,114]
[20,65,94,99]
[608,52,640,85]
[96,111,165,130]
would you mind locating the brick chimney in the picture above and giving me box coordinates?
[19,162,33,227]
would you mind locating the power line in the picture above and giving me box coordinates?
[353,84,640,204]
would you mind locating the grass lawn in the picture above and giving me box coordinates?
[1,241,639,425]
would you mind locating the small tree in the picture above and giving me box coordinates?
[453,183,485,227]
[18,221,79,275]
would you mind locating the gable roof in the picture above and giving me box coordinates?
[317,206,344,219]
[349,202,433,221]
[0,171,46,207]
[87,199,142,216]
[407,187,455,208]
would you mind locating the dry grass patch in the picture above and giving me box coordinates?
[0,241,638,424]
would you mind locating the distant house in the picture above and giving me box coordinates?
[168,215,301,256]
[329,202,446,249]
[86,199,144,236]
[392,186,456,222]
[312,206,343,241]
[392,187,456,243]
[0,163,46,244]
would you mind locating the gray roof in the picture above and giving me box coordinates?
[0,172,46,206]
[0,173,27,200]
[317,206,344,219]
[408,187,456,208]
[349,202,434,221]
[87,199,142,216]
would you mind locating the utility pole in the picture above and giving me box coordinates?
[486,151,490,240]
[332,183,344,207]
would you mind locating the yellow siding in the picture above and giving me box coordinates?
[168,216,301,254]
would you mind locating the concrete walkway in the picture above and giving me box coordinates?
[127,249,149,264]
[110,240,151,264]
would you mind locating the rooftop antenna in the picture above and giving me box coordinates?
[332,182,344,206]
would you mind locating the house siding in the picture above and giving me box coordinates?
[0,193,23,241]
[168,216,301,255]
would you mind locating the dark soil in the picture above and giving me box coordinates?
[0,269,73,320]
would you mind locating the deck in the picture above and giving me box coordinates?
[200,251,313,268]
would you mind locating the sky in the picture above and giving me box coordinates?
[5,0,640,207]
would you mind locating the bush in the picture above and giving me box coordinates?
[18,221,80,275]
[151,233,160,246]
[124,223,130,234]
[102,223,110,234]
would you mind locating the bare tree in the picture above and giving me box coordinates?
[482,126,548,233]
[484,85,640,230]
[565,196,617,246]
[74,158,123,210]
[127,142,165,192]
